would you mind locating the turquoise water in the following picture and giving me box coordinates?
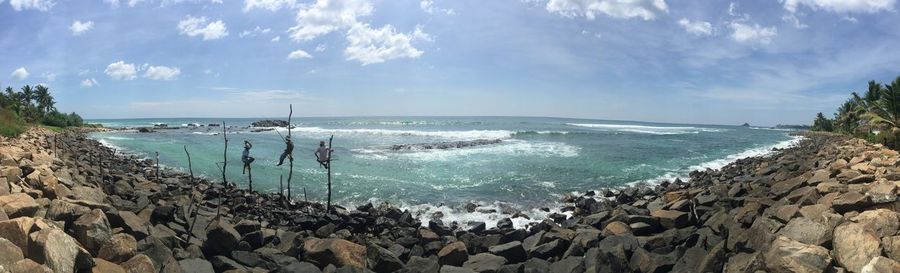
[88,117,796,222]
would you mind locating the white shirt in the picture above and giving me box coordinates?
[316,147,331,161]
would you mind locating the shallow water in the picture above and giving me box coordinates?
[87,117,796,221]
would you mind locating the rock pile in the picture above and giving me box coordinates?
[1,128,899,273]
[250,120,289,128]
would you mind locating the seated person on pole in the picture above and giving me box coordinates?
[276,136,293,166]
[242,140,254,174]
[315,140,332,169]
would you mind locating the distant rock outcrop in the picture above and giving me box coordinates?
[388,139,502,151]
[250,120,289,127]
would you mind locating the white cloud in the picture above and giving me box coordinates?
[144,66,181,80]
[70,20,94,36]
[80,78,99,87]
[677,18,712,36]
[412,25,433,42]
[243,0,296,11]
[287,49,313,59]
[105,61,137,80]
[239,26,271,38]
[10,67,28,80]
[287,0,373,42]
[782,13,809,29]
[728,2,738,16]
[177,15,229,40]
[9,0,54,11]
[729,22,777,44]
[344,23,426,65]
[42,72,56,82]
[420,0,454,15]
[271,36,281,42]
[545,0,668,20]
[315,44,327,52]
[782,0,896,13]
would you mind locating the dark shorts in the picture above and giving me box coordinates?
[242,156,255,164]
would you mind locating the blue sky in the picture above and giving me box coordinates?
[1,0,899,126]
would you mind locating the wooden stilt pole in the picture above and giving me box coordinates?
[326,135,333,212]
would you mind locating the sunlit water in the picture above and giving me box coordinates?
[88,117,797,226]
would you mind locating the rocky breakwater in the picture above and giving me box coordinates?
[1,128,899,273]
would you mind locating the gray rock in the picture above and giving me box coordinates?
[72,208,112,255]
[488,241,526,264]
[178,258,215,273]
[462,253,506,273]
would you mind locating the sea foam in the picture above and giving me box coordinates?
[565,123,726,135]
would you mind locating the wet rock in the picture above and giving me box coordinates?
[28,228,95,273]
[438,241,469,266]
[462,253,506,273]
[833,223,882,273]
[0,193,40,218]
[73,208,112,255]
[303,238,367,268]
[178,258,215,273]
[763,236,831,273]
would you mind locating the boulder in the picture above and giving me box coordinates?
[46,199,90,222]
[28,228,95,273]
[404,256,439,273]
[724,252,763,273]
[885,236,900,262]
[303,238,367,268]
[121,254,157,273]
[441,266,477,273]
[833,223,882,273]
[488,241,526,264]
[98,233,137,263]
[114,211,149,240]
[851,209,900,238]
[72,208,112,255]
[178,258,215,273]
[91,258,127,273]
[7,258,53,273]
[523,258,551,273]
[763,236,831,273]
[0,237,24,269]
[860,256,900,273]
[462,253,506,273]
[0,193,40,218]
[601,221,631,236]
[367,244,403,273]
[203,222,241,256]
[866,180,898,203]
[0,217,34,251]
[529,239,568,260]
[832,192,872,213]
[438,242,469,266]
[650,210,690,229]
[777,217,831,246]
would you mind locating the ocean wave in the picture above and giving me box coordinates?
[512,130,570,136]
[349,199,569,229]
[352,140,580,162]
[629,135,804,186]
[284,127,515,140]
[565,123,726,135]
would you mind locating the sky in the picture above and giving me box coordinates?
[1,0,899,126]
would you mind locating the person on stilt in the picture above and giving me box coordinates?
[276,136,293,166]
[242,140,254,174]
[315,140,332,169]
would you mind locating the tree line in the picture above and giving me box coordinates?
[811,75,900,148]
[0,84,84,136]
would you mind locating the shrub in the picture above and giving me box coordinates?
[0,107,26,137]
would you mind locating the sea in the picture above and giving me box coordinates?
[86,117,799,227]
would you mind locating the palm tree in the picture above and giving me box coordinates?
[20,85,34,107]
[33,85,54,113]
[862,76,900,134]
[6,87,21,114]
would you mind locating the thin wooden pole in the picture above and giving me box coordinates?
[286,104,293,200]
[247,164,252,192]
[303,187,311,214]
[279,175,284,200]
[155,151,160,182]
[221,121,227,185]
[326,135,333,212]
[183,145,198,243]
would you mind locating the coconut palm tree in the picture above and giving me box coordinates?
[862,76,900,134]
[33,85,54,113]
[6,87,21,114]
[20,85,34,107]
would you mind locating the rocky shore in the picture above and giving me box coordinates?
[1,128,899,273]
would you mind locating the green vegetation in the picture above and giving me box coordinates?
[0,84,84,137]
[811,75,900,149]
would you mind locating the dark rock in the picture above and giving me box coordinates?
[551,256,584,273]
[523,258,551,273]
[462,253,507,273]
[178,258,215,273]
[488,241,527,264]
[72,208,112,255]
[367,244,404,273]
[650,210,690,229]
[528,239,569,260]
[438,241,469,266]
[403,256,439,273]
[203,222,241,256]
[832,191,872,213]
